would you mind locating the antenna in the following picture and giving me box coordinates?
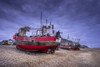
[50,21,51,26]
[46,18,48,26]
[67,34,69,40]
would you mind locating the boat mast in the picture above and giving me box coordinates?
[40,12,42,28]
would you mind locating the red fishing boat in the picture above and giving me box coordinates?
[13,19,61,54]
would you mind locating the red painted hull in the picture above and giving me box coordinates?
[16,45,57,53]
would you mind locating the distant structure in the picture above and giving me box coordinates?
[1,39,13,45]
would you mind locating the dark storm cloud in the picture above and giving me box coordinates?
[1,0,99,21]
[0,0,100,48]
[57,0,100,24]
[0,0,64,17]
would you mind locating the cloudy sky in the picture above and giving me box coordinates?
[0,0,100,48]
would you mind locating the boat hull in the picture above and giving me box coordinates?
[14,36,61,53]
[16,45,57,51]
[60,45,80,50]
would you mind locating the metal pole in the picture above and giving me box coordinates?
[41,12,42,28]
